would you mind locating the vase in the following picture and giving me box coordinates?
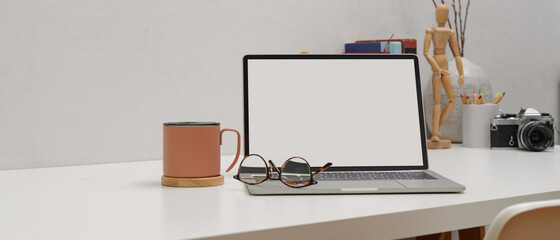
[423,58,493,143]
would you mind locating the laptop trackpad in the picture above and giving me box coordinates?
[334,180,405,191]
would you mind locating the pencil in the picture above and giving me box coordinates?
[492,92,500,104]
[495,92,505,104]
[473,90,478,104]
[480,93,486,104]
[477,95,482,104]
[466,96,471,104]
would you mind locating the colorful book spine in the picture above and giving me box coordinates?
[379,42,402,54]
[345,42,381,53]
[355,39,417,54]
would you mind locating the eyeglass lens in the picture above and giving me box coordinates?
[281,157,312,187]
[238,155,268,184]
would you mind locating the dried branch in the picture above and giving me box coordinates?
[461,0,471,57]
[458,0,464,56]
[451,0,460,54]
[458,0,463,38]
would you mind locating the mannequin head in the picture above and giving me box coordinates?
[436,4,449,26]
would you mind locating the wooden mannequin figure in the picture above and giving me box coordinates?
[424,4,464,149]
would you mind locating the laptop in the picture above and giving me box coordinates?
[243,54,465,195]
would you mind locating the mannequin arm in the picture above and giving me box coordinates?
[424,29,450,76]
[423,28,440,73]
[449,30,464,86]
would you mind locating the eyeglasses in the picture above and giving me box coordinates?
[229,154,332,188]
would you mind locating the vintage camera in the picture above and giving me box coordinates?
[490,108,555,151]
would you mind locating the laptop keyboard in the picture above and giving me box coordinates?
[315,171,437,180]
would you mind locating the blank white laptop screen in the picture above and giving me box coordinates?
[245,55,427,168]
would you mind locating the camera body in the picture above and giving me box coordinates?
[491,108,555,151]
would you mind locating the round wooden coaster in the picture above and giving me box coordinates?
[161,174,224,188]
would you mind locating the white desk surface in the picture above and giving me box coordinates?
[2,145,560,240]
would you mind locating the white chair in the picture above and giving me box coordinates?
[484,199,560,240]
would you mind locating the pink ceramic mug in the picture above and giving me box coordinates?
[163,122,240,178]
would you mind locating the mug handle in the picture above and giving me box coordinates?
[220,128,241,172]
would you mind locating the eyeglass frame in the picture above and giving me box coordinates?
[231,154,332,188]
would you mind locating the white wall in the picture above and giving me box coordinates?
[1,0,559,170]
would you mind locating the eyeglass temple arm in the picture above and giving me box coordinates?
[312,162,333,177]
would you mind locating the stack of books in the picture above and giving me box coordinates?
[345,39,417,54]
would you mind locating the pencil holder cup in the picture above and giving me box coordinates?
[462,104,499,148]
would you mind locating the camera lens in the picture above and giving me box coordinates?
[518,122,553,151]
[529,131,543,142]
